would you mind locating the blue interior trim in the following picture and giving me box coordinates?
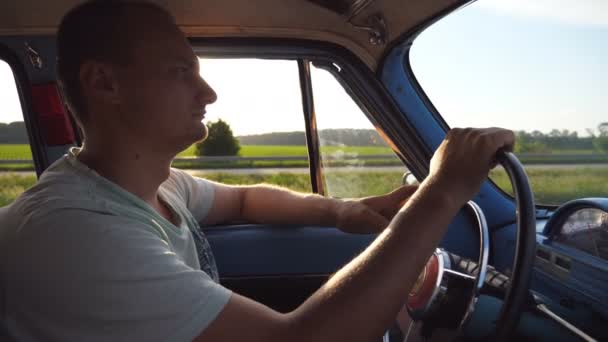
[204,225,376,277]
[379,44,517,231]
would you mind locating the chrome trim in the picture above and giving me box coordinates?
[537,304,597,342]
[468,201,490,293]
[403,321,415,341]
[407,249,450,320]
[407,203,490,329]
[24,42,43,69]
[443,268,476,280]
[460,201,490,327]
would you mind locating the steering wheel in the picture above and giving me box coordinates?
[405,151,537,341]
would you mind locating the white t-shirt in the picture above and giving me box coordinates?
[0,148,232,341]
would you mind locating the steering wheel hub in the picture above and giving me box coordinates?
[407,251,447,319]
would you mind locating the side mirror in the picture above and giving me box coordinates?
[402,171,419,186]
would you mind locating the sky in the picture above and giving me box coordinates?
[1,0,606,136]
[410,0,608,136]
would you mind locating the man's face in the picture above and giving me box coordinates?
[111,11,216,153]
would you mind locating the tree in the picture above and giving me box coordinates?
[0,121,28,144]
[195,119,240,156]
[593,122,608,153]
[598,122,608,136]
[514,130,549,153]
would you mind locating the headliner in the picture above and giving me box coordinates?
[0,0,466,69]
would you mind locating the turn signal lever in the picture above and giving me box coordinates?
[446,252,510,297]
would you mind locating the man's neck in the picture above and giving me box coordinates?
[77,136,174,205]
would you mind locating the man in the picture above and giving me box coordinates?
[0,1,515,341]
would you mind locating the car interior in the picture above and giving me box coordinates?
[0,0,606,341]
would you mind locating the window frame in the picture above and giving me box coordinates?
[0,44,47,177]
[192,38,429,195]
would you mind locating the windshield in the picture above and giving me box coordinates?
[410,0,608,205]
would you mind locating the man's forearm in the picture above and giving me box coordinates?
[239,185,341,227]
[284,178,461,341]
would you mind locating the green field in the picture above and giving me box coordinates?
[178,144,393,157]
[3,143,607,170]
[0,144,398,171]
[0,172,37,207]
[2,167,607,207]
[489,167,608,204]
[2,143,608,207]
[0,144,32,159]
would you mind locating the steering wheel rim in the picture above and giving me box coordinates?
[493,151,537,340]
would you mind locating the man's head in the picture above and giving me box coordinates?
[57,0,216,152]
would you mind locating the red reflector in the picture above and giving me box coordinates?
[31,84,76,146]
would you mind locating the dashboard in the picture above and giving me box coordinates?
[532,199,608,341]
[460,199,608,341]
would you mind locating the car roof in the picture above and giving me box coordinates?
[0,0,465,70]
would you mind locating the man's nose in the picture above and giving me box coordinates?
[196,75,217,105]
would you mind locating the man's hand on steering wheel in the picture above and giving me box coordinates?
[429,127,515,205]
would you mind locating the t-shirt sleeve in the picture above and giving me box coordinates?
[165,168,216,222]
[7,209,231,342]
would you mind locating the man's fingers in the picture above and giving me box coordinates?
[429,127,517,206]
[473,128,515,166]
[388,185,418,205]
[366,209,390,231]
[490,129,515,151]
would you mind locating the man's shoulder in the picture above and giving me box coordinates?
[162,168,217,220]
[8,158,96,209]
[0,157,109,237]
[162,167,211,202]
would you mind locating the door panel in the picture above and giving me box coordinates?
[204,225,375,277]
[204,225,376,311]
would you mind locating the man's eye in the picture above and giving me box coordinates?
[174,66,189,73]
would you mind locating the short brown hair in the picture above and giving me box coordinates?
[56,0,172,126]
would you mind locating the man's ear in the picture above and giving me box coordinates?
[79,60,121,105]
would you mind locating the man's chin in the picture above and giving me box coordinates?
[193,126,209,144]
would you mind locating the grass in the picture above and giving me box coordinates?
[490,167,608,205]
[1,144,399,171]
[197,171,404,198]
[4,143,606,160]
[0,144,32,160]
[4,144,606,171]
[177,144,393,157]
[176,145,400,169]
[3,167,606,207]
[0,172,37,207]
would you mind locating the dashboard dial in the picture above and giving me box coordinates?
[554,208,608,260]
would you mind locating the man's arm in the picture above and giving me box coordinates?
[195,127,515,342]
[200,183,398,233]
[201,180,418,233]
